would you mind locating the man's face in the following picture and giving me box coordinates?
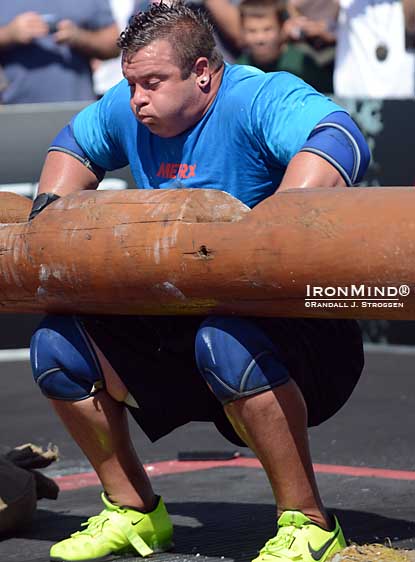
[122,39,202,138]
[242,13,281,65]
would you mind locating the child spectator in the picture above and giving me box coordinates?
[238,0,335,92]
[93,0,135,97]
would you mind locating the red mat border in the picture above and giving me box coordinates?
[55,458,415,491]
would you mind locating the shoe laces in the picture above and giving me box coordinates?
[72,512,110,538]
[259,524,303,560]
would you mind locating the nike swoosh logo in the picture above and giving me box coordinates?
[308,528,340,561]
[131,517,145,526]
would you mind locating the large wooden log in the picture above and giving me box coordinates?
[0,193,31,223]
[1,187,415,319]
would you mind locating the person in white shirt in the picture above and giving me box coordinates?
[93,0,135,97]
[334,0,415,98]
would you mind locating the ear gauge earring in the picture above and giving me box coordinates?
[200,78,208,86]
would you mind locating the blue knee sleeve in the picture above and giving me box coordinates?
[195,317,290,404]
[30,315,104,401]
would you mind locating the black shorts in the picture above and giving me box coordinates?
[79,315,364,447]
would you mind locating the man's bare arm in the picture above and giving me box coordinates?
[29,152,100,220]
[0,12,49,50]
[53,22,120,60]
[204,0,242,50]
[277,152,346,192]
[403,0,415,33]
[37,151,99,197]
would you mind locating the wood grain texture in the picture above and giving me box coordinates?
[0,192,31,223]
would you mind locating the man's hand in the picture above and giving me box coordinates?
[53,19,81,47]
[52,21,119,59]
[282,16,336,45]
[5,12,49,45]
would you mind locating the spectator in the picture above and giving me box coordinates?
[283,0,338,92]
[0,1,120,104]
[237,0,334,92]
[195,0,242,58]
[133,0,242,60]
[286,0,338,39]
[93,0,135,98]
[334,0,415,98]
[237,0,283,69]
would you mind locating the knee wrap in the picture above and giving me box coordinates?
[30,315,104,401]
[195,317,290,404]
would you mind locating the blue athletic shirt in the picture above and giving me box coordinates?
[73,63,345,208]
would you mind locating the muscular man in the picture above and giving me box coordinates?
[29,2,370,561]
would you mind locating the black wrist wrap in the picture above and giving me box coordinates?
[29,193,61,221]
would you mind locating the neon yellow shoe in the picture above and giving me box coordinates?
[252,511,346,562]
[50,493,173,562]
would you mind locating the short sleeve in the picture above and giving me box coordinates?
[251,72,345,167]
[87,0,115,29]
[73,80,130,171]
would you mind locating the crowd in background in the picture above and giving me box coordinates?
[0,0,414,104]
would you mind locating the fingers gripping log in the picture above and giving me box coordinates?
[1,187,415,320]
